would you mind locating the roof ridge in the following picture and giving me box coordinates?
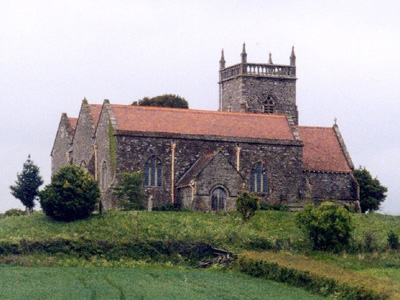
[297,125,333,130]
[112,104,287,119]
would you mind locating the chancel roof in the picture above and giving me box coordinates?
[89,105,102,128]
[68,117,78,131]
[297,126,352,173]
[111,105,295,141]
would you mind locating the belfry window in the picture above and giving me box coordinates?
[264,96,274,114]
[250,162,268,193]
[144,156,162,187]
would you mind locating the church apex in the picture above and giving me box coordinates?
[268,52,273,64]
[290,46,296,66]
[219,49,226,70]
[82,97,88,104]
[241,42,247,64]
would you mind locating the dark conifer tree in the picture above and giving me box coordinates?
[10,155,43,215]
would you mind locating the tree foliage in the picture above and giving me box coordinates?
[10,155,43,215]
[39,165,100,221]
[113,171,144,210]
[353,167,387,213]
[236,191,259,223]
[296,202,353,251]
[132,94,188,109]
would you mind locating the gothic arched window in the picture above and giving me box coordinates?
[144,156,162,187]
[250,162,268,193]
[211,187,227,212]
[264,96,274,114]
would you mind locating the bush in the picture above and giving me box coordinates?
[4,209,26,217]
[363,230,379,253]
[113,171,144,210]
[260,202,289,211]
[236,191,259,223]
[39,165,100,221]
[296,202,353,251]
[387,230,399,250]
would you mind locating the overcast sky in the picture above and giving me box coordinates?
[1,0,399,214]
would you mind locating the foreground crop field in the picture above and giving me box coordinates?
[2,210,400,299]
[0,266,326,300]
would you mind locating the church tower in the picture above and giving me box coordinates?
[219,44,298,125]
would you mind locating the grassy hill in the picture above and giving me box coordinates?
[1,210,400,299]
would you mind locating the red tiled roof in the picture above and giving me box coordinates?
[68,117,78,131]
[89,105,102,127]
[297,126,351,173]
[111,105,295,141]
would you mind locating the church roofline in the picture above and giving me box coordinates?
[110,104,297,141]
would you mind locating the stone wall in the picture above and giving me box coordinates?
[94,101,117,209]
[305,171,360,207]
[220,75,298,124]
[177,152,244,211]
[113,132,304,210]
[72,101,96,175]
[51,113,74,175]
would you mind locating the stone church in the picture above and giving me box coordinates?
[51,45,360,212]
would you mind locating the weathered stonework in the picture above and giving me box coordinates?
[51,113,75,174]
[112,131,303,210]
[51,45,360,212]
[219,45,298,124]
[71,100,97,174]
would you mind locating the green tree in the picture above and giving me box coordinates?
[353,167,387,213]
[296,202,353,251]
[10,155,43,215]
[39,165,100,221]
[236,191,259,224]
[113,171,144,210]
[132,94,188,109]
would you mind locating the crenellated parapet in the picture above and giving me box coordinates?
[220,63,296,82]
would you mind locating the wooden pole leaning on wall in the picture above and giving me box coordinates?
[235,146,241,172]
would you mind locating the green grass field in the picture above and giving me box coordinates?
[2,210,400,299]
[3,210,399,250]
[0,265,326,300]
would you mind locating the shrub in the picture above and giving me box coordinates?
[363,230,379,253]
[236,191,259,223]
[260,202,289,211]
[296,202,353,251]
[4,209,26,217]
[113,171,144,210]
[387,230,399,250]
[39,165,100,221]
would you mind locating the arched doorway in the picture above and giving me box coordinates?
[211,187,227,211]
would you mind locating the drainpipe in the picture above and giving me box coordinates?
[171,142,176,204]
[93,144,98,181]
